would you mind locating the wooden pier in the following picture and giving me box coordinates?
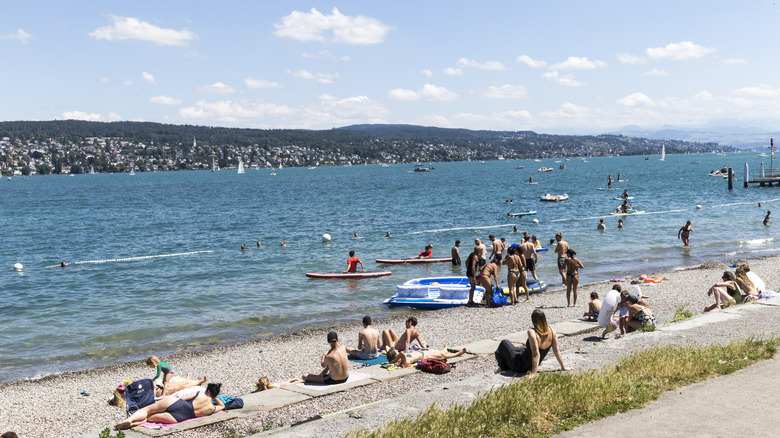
[742,164,780,188]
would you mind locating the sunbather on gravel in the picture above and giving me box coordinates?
[385,346,466,367]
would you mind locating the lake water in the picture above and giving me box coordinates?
[1,152,777,382]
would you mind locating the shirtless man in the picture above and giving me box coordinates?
[451,240,461,265]
[465,251,480,306]
[677,221,692,246]
[489,234,505,263]
[597,219,606,230]
[554,233,569,285]
[477,257,501,307]
[519,236,538,281]
[345,316,381,360]
[345,250,364,273]
[382,316,426,352]
[386,346,467,366]
[474,238,488,270]
[302,332,349,384]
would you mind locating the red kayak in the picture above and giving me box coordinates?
[375,257,453,264]
[306,271,392,278]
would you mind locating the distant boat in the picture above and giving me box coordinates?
[757,153,768,157]
[270,171,276,176]
[659,145,666,161]
[308,166,316,170]
[515,165,525,169]
[89,166,95,175]
[129,167,135,176]
[538,167,553,172]
[414,164,431,172]
[237,160,245,174]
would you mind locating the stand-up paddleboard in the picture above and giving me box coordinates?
[376,257,452,264]
[597,187,618,191]
[306,271,392,278]
[613,196,635,200]
[508,211,537,217]
[609,210,645,216]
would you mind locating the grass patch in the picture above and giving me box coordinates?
[348,337,778,438]
[98,428,125,438]
[671,304,694,323]
[639,324,656,332]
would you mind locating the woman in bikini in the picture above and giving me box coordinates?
[704,271,742,312]
[626,295,656,332]
[114,383,224,430]
[477,257,501,307]
[502,246,527,304]
[386,346,467,367]
[563,249,584,307]
[495,309,571,377]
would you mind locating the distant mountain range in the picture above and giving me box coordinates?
[610,124,778,150]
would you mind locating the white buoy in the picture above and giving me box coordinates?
[532,219,539,223]
[322,233,332,242]
[696,205,702,210]
[13,263,23,271]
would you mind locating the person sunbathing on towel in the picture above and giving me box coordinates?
[302,332,349,385]
[114,383,224,430]
[386,346,467,367]
[155,374,208,397]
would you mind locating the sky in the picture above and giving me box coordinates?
[2,1,780,134]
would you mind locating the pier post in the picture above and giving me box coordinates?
[727,167,733,190]
[744,163,749,188]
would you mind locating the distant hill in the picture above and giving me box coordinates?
[612,124,778,149]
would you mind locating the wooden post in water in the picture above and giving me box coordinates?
[744,163,749,188]
[728,167,733,190]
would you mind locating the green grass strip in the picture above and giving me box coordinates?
[349,337,778,438]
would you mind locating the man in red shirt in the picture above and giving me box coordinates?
[412,245,432,259]
[345,251,364,273]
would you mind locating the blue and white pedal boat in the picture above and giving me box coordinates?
[383,277,549,309]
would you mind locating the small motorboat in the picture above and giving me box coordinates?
[540,193,569,202]
[538,167,553,172]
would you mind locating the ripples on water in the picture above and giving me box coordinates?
[1,153,777,381]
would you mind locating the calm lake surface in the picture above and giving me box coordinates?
[1,152,777,382]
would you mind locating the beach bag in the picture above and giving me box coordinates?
[417,358,451,374]
[216,394,244,410]
[490,286,507,306]
[124,378,155,414]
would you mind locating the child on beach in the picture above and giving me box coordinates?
[253,376,303,391]
[618,289,630,334]
[584,292,602,321]
[146,356,173,382]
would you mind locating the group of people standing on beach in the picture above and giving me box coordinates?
[448,231,584,308]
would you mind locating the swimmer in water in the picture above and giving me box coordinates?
[256,241,262,248]
[384,231,392,238]
[240,244,246,251]
[280,240,287,247]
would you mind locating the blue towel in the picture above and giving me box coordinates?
[348,354,387,365]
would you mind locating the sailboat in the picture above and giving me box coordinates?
[129,166,135,175]
[89,165,95,175]
[659,144,666,161]
[237,160,245,174]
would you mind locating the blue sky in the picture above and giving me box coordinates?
[2,1,779,134]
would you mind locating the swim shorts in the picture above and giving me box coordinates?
[557,256,566,270]
[525,257,535,272]
[351,350,379,360]
[322,375,348,385]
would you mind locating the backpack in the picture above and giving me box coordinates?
[124,378,155,414]
[417,358,451,374]
[490,286,507,306]
[216,394,244,410]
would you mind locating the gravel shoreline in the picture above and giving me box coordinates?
[1,255,777,437]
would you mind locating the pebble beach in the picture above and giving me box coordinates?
[1,255,778,437]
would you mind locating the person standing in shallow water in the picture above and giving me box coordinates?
[764,211,771,226]
[678,221,692,246]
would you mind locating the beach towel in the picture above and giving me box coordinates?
[138,411,225,430]
[348,354,387,365]
[296,372,372,391]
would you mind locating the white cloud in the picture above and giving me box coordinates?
[516,55,547,68]
[244,78,283,89]
[421,69,433,77]
[387,83,458,101]
[641,68,668,77]
[149,95,183,105]
[443,67,463,76]
[617,92,654,107]
[721,58,748,65]
[274,7,391,45]
[179,100,295,123]
[60,111,121,122]
[99,77,111,84]
[0,29,33,44]
[309,94,389,120]
[616,53,647,65]
[122,79,133,86]
[540,102,592,119]
[455,58,508,71]
[197,82,237,95]
[89,15,197,46]
[549,56,607,70]
[287,69,339,84]
[142,72,159,84]
[473,84,528,99]
[646,41,716,60]
[541,71,584,87]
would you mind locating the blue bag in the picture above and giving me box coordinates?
[125,378,155,414]
[490,286,507,306]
